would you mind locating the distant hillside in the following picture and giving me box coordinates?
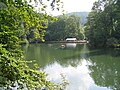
[67,12,89,25]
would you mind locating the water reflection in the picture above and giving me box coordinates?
[88,49,120,90]
[22,44,120,90]
[45,60,93,90]
[66,43,77,48]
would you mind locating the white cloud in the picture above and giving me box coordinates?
[63,0,97,13]
[44,60,94,90]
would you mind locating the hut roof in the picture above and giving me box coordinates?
[66,38,77,41]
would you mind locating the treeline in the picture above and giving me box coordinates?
[85,0,120,48]
[45,15,84,41]
[67,12,89,25]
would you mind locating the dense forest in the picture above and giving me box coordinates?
[45,15,85,41]
[44,12,89,41]
[85,0,120,48]
[67,12,89,25]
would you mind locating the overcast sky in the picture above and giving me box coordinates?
[63,0,98,12]
[46,0,98,16]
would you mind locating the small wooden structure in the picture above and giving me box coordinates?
[66,38,77,42]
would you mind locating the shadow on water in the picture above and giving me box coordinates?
[88,47,120,57]
[22,43,120,90]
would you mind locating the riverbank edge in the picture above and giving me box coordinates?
[19,40,120,48]
[20,40,89,45]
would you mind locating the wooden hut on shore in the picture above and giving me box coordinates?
[66,38,77,42]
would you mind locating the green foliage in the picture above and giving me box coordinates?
[67,12,89,25]
[45,15,84,41]
[0,45,68,90]
[106,37,119,47]
[0,0,67,89]
[85,0,120,47]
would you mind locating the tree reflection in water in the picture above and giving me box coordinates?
[88,48,120,90]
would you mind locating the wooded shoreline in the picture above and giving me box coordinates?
[44,40,89,43]
[20,40,89,45]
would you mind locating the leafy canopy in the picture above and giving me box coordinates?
[0,0,68,90]
[85,0,120,47]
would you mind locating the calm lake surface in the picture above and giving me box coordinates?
[22,43,120,90]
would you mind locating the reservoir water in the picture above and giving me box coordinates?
[22,43,120,90]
